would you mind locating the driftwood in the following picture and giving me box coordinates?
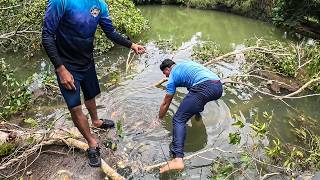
[277,76,320,99]
[144,147,242,171]
[0,126,124,180]
[253,70,300,93]
[154,78,168,87]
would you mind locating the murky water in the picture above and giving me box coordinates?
[3,5,320,180]
[138,5,285,51]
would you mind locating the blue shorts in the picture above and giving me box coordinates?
[56,64,100,109]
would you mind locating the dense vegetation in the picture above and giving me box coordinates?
[190,39,320,178]
[134,0,320,38]
[212,111,320,179]
[0,0,148,55]
[192,38,320,92]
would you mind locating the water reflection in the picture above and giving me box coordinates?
[138,5,284,51]
[164,114,208,153]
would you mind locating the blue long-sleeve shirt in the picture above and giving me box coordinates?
[42,0,132,71]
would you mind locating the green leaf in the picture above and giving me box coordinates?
[24,118,38,128]
[232,120,245,128]
[229,132,241,145]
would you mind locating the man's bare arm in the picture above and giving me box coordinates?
[159,94,174,119]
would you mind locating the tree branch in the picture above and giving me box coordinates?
[0,5,21,10]
[144,147,242,171]
[277,76,320,99]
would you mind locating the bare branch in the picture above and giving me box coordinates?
[260,172,281,180]
[144,147,242,171]
[277,76,320,99]
[0,5,21,10]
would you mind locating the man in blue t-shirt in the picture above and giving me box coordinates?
[157,59,223,173]
[42,0,145,167]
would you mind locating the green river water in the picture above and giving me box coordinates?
[3,5,320,180]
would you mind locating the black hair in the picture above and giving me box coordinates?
[160,59,176,71]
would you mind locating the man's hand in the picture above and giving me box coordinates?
[131,43,145,54]
[149,117,162,129]
[56,65,76,91]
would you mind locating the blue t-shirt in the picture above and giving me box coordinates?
[166,60,220,94]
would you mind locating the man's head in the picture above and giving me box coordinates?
[160,59,176,77]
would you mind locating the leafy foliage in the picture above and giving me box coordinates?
[192,41,222,62]
[193,39,320,93]
[265,138,284,160]
[229,132,241,145]
[211,158,234,180]
[108,0,148,36]
[226,111,320,177]
[0,59,59,119]
[245,39,298,77]
[23,117,38,128]
[272,0,320,28]
[0,0,46,55]
[0,143,14,157]
[0,0,148,55]
[116,118,124,138]
[136,0,276,20]
[0,59,32,119]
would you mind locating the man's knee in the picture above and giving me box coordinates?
[84,97,95,103]
[69,105,85,119]
[173,113,186,124]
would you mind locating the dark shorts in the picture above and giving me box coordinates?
[56,64,100,109]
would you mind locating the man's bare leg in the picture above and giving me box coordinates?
[84,98,103,127]
[159,158,184,173]
[70,105,97,148]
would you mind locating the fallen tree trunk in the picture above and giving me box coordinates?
[0,126,124,180]
[63,137,125,180]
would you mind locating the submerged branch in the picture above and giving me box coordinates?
[260,172,281,180]
[277,76,320,99]
[203,46,290,67]
[144,147,241,171]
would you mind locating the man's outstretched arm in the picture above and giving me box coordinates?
[159,94,174,119]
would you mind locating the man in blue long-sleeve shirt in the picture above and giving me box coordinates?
[42,0,145,167]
